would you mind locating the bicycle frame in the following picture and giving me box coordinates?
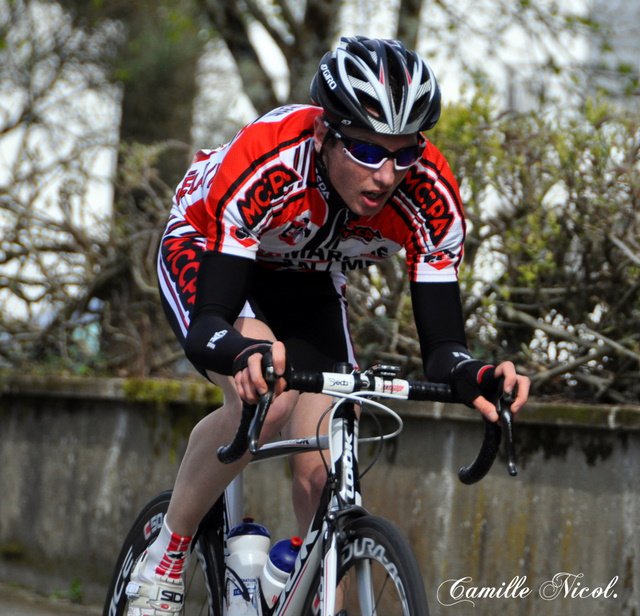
[219,396,368,616]
[214,363,517,616]
[103,364,517,616]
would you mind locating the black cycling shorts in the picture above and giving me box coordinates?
[158,230,357,374]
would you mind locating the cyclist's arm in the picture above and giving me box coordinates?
[410,280,470,381]
[411,280,502,420]
[184,252,272,376]
[411,280,530,417]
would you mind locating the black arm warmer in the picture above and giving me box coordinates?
[184,252,270,376]
[192,252,254,322]
[410,280,472,382]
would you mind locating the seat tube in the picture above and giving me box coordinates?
[224,473,244,530]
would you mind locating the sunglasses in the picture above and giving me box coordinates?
[325,123,424,171]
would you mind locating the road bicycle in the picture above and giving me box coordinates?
[103,362,517,616]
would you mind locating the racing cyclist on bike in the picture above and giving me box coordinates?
[125,35,530,615]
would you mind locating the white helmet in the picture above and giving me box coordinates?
[310,36,441,135]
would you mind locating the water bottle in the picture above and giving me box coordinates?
[225,518,271,616]
[259,536,303,608]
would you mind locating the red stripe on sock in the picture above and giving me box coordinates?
[155,533,192,580]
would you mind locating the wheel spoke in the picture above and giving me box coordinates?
[103,491,226,616]
[301,516,429,616]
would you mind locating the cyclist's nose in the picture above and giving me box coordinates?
[371,158,398,187]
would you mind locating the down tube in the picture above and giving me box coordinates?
[273,525,324,616]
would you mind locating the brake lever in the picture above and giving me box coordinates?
[498,389,518,477]
[248,352,277,454]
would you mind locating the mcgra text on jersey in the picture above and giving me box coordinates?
[238,165,301,227]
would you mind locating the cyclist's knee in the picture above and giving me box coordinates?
[186,398,240,447]
[206,370,241,404]
[260,390,299,438]
[292,455,326,502]
[198,369,298,440]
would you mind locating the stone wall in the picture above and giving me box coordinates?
[0,374,638,615]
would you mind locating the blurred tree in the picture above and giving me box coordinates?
[428,93,640,402]
[0,0,118,370]
[54,0,206,374]
[1,0,638,402]
[196,0,342,110]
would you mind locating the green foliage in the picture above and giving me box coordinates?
[361,89,639,401]
[458,97,639,401]
[2,0,638,404]
[50,578,84,603]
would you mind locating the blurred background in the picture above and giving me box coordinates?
[0,1,639,614]
[0,0,638,402]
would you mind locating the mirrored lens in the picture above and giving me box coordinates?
[394,145,423,168]
[345,140,422,169]
[326,123,424,170]
[348,142,389,165]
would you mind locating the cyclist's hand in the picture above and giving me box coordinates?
[233,341,287,404]
[451,360,530,422]
[494,360,529,412]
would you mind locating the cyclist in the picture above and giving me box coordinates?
[125,35,530,615]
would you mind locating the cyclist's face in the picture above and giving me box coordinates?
[314,117,418,217]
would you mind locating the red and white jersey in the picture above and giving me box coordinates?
[167,105,466,283]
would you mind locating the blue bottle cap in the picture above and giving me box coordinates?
[228,517,271,538]
[270,537,302,571]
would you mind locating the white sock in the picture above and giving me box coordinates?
[142,518,192,582]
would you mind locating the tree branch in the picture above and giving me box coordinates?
[396,0,423,49]
[199,0,279,113]
[609,234,640,266]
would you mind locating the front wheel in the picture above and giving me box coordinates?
[303,515,430,616]
[102,490,225,616]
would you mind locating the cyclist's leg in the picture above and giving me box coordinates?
[282,393,334,534]
[126,316,301,613]
[159,228,296,535]
[247,269,356,536]
[124,315,299,614]
[103,491,225,616]
[166,315,301,538]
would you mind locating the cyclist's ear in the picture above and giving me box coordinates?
[313,115,329,152]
